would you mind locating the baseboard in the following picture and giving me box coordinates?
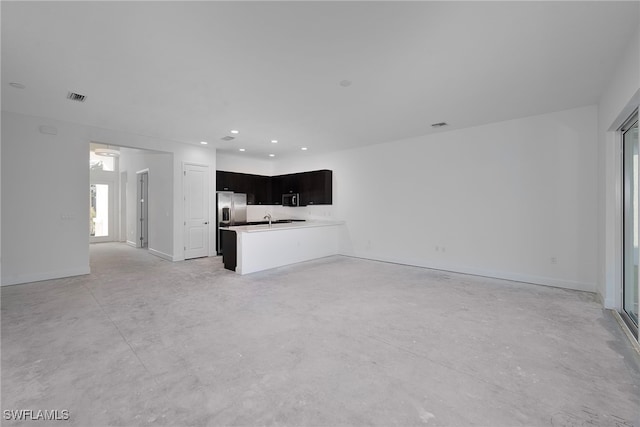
[126,240,137,248]
[148,248,173,261]
[342,253,596,293]
[1,266,91,287]
[594,290,604,305]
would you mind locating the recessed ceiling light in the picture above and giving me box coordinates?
[301,147,308,151]
[271,140,278,144]
[269,154,275,157]
[200,141,208,145]
[239,148,245,152]
[339,80,352,87]
[230,130,239,134]
[9,82,25,89]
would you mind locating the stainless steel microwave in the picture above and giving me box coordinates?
[282,193,299,207]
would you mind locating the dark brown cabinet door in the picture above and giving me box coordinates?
[254,175,272,205]
[216,171,233,191]
[270,175,283,205]
[299,170,332,205]
[280,173,300,195]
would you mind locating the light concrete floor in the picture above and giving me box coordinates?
[2,243,639,427]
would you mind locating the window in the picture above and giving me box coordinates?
[90,151,115,171]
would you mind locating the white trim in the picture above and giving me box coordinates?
[344,253,596,293]
[126,240,137,248]
[1,267,91,287]
[148,248,173,261]
[181,161,209,168]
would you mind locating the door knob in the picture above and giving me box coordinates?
[204,222,209,225]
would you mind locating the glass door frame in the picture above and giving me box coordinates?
[621,108,639,337]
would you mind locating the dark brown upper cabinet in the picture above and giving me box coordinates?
[216,171,272,205]
[299,169,332,206]
[216,169,332,206]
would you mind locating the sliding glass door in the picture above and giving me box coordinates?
[622,111,639,333]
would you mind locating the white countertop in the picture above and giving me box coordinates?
[222,220,344,233]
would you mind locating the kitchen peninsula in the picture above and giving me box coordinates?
[220,220,344,275]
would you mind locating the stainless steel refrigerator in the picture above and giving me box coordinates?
[216,192,247,255]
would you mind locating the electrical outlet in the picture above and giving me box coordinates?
[551,257,557,264]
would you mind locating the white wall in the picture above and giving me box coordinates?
[2,113,90,285]
[216,152,274,177]
[1,111,216,286]
[119,149,173,260]
[598,27,640,308]
[273,105,599,292]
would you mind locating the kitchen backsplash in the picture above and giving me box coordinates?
[246,205,335,222]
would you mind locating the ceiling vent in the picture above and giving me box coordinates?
[67,91,86,102]
[431,122,448,128]
[221,136,235,141]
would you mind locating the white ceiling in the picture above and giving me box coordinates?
[2,1,638,159]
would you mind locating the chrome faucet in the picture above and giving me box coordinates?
[264,213,272,227]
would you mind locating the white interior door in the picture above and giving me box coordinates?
[184,164,209,259]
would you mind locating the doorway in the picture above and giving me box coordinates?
[89,143,119,243]
[622,109,639,336]
[137,170,149,249]
[90,182,114,242]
